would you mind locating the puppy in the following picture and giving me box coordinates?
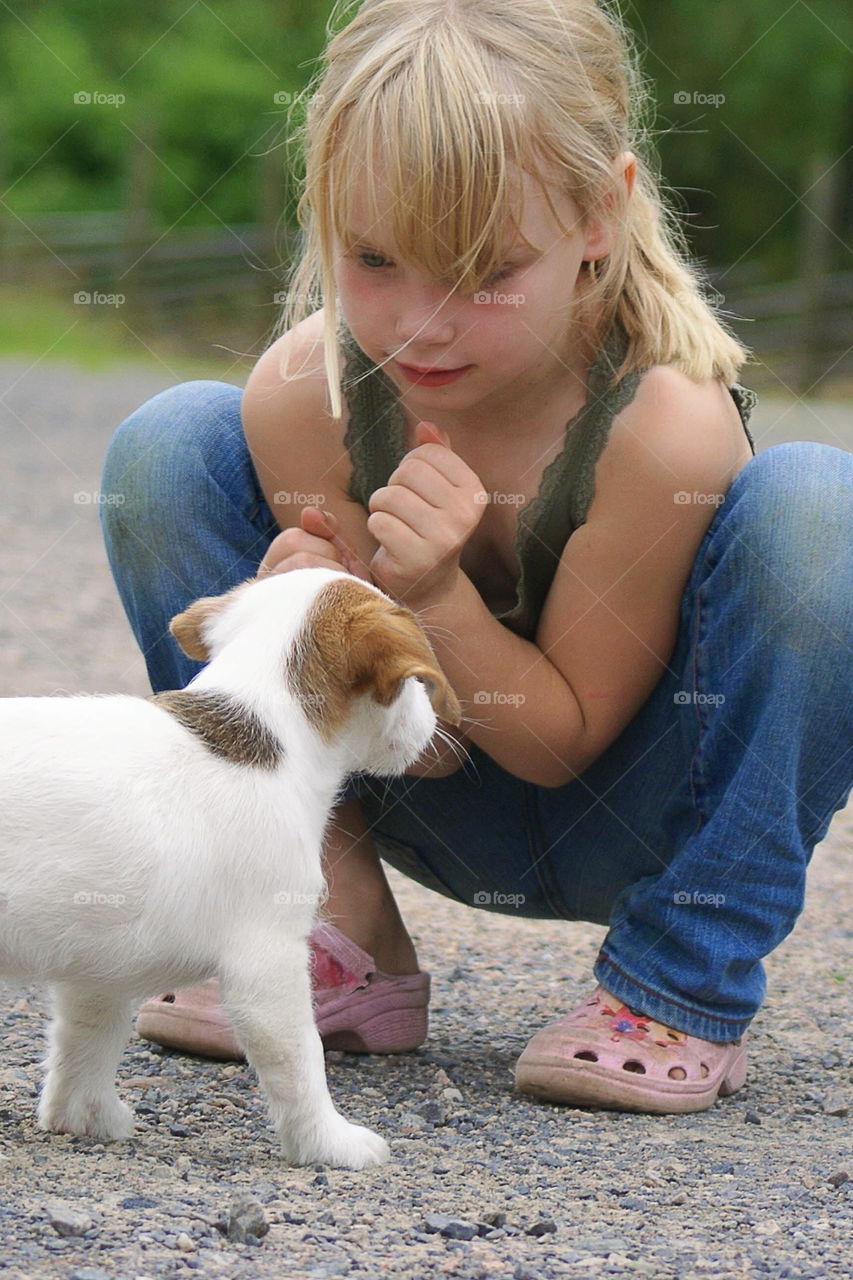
[0,568,460,1168]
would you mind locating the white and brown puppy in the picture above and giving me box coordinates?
[0,569,459,1169]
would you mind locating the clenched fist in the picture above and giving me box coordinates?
[367,421,488,606]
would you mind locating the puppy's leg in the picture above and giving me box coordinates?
[37,984,136,1140]
[221,937,390,1170]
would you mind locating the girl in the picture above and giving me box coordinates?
[101,0,853,1114]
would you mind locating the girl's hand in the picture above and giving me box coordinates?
[259,507,370,579]
[367,421,487,605]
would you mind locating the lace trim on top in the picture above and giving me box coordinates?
[339,321,758,640]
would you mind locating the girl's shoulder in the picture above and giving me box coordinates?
[241,310,378,565]
[243,308,338,437]
[610,362,755,479]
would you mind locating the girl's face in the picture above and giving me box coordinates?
[333,169,613,417]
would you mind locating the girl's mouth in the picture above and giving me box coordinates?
[394,361,473,387]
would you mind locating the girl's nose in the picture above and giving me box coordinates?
[394,285,457,348]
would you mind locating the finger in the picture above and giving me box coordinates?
[300,506,336,540]
[368,484,451,541]
[381,457,450,509]
[366,511,428,568]
[262,527,345,573]
[300,506,370,579]
[396,442,476,490]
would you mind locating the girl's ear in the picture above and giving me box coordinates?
[582,151,636,262]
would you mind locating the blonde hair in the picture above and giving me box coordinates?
[279,0,749,418]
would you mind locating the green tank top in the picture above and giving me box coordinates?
[340,321,758,641]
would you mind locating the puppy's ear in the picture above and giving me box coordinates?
[169,596,227,661]
[291,578,461,736]
[360,615,462,727]
[169,579,257,662]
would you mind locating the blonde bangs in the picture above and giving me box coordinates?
[322,40,539,292]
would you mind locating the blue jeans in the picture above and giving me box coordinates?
[100,380,853,1042]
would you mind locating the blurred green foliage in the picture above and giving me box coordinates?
[1,0,850,279]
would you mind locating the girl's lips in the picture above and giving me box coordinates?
[394,360,473,387]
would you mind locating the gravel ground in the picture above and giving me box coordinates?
[0,356,851,1280]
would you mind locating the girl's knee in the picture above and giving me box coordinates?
[734,441,852,526]
[103,381,243,487]
[724,441,851,564]
[716,440,853,630]
[101,381,243,536]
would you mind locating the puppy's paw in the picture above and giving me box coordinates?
[282,1117,390,1170]
[38,1090,135,1141]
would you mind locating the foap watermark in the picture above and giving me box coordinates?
[74,291,125,308]
[473,91,525,107]
[73,890,128,907]
[273,491,326,507]
[674,491,725,506]
[673,890,726,908]
[273,90,325,106]
[72,889,136,923]
[474,690,526,706]
[673,90,725,109]
[272,290,315,308]
[674,690,725,707]
[473,290,524,307]
[73,90,125,108]
[474,490,526,507]
[74,490,125,506]
[273,891,324,906]
[473,890,526,908]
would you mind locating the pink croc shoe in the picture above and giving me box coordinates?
[515,985,748,1114]
[134,923,430,1060]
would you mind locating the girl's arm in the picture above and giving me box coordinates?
[368,368,751,787]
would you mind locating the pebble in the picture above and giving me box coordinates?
[46,1205,93,1238]
[423,1213,479,1240]
[415,1100,449,1125]
[220,1194,269,1244]
[525,1218,557,1236]
[823,1095,849,1117]
[398,1110,430,1131]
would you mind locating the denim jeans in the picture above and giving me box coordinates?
[100,380,853,1042]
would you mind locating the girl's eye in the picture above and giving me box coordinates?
[486,264,515,283]
[357,251,390,270]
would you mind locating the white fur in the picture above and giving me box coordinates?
[0,569,440,1168]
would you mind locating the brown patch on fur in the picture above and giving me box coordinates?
[169,579,256,662]
[288,578,462,740]
[149,690,281,769]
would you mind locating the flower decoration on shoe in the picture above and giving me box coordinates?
[602,997,687,1048]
